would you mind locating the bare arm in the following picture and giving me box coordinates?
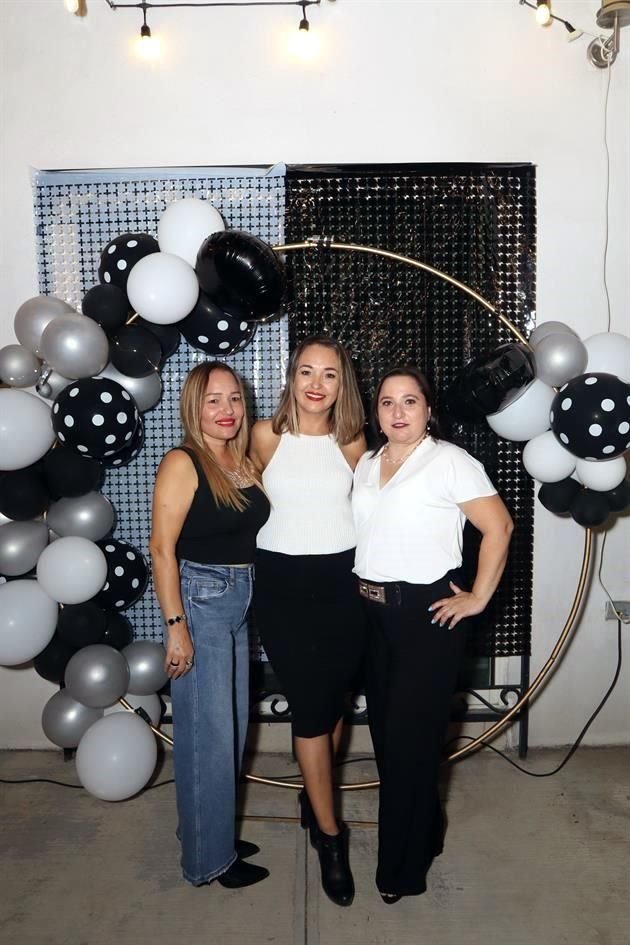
[249,419,280,472]
[149,450,197,679]
[340,432,367,471]
[429,494,514,629]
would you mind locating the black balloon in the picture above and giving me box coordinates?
[93,538,149,610]
[0,465,49,521]
[43,447,103,500]
[570,489,610,528]
[136,318,180,360]
[537,477,581,515]
[98,233,159,293]
[111,324,162,378]
[605,478,630,513]
[82,284,129,334]
[101,415,145,468]
[179,291,257,356]
[56,601,108,648]
[52,377,139,460]
[195,230,286,322]
[99,610,133,650]
[550,372,630,459]
[33,634,77,685]
[445,343,536,422]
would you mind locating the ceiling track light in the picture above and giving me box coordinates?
[519,0,630,67]
[101,0,323,32]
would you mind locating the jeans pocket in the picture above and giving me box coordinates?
[189,573,230,600]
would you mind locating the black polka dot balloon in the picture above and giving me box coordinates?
[179,291,257,356]
[93,539,149,610]
[101,416,145,469]
[550,372,630,459]
[52,378,140,460]
[98,233,159,294]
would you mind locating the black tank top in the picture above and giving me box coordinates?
[174,447,270,565]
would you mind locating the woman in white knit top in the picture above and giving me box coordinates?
[250,336,366,908]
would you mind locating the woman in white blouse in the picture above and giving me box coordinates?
[352,366,513,904]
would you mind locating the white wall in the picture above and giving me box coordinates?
[0,0,628,748]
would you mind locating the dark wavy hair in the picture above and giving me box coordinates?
[370,365,443,455]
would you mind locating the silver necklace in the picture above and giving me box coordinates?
[223,467,254,488]
[382,437,425,467]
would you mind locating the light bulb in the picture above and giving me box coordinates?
[63,0,80,13]
[287,23,320,61]
[136,24,161,61]
[535,1,552,26]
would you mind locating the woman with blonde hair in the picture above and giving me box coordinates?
[150,361,270,889]
[251,335,367,907]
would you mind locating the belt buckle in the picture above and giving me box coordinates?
[360,581,386,604]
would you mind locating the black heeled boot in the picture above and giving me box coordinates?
[313,824,354,907]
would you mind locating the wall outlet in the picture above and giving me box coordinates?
[604,600,630,621]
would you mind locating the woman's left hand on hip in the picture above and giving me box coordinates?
[428,581,486,630]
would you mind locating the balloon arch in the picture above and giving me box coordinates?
[1,199,629,800]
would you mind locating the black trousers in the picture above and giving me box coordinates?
[363,569,468,896]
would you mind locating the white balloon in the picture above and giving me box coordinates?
[127,252,199,325]
[158,198,225,267]
[487,379,555,442]
[76,712,158,801]
[575,456,628,492]
[0,389,55,471]
[529,321,577,348]
[105,691,163,727]
[584,332,630,384]
[522,431,577,482]
[0,580,58,666]
[532,333,588,388]
[36,536,107,604]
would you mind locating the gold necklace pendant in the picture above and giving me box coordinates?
[223,467,254,488]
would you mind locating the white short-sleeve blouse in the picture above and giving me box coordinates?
[352,438,497,585]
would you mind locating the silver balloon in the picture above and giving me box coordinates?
[14,296,75,356]
[0,344,41,388]
[65,644,130,708]
[98,362,162,412]
[42,689,103,749]
[47,492,115,542]
[529,320,577,348]
[40,313,110,380]
[75,712,158,801]
[0,521,49,576]
[123,641,169,695]
[533,332,588,388]
[36,365,72,401]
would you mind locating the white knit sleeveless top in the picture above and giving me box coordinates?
[256,433,357,555]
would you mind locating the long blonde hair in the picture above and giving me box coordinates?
[180,362,260,511]
[271,336,365,445]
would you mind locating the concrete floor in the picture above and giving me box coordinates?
[0,746,628,945]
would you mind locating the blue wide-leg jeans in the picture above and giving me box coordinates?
[170,560,253,886]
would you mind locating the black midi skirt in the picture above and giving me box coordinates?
[254,548,366,738]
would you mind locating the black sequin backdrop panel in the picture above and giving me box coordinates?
[285,163,535,657]
[33,166,287,644]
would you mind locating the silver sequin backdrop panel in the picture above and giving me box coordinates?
[32,166,288,642]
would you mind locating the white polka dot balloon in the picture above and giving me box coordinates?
[549,373,630,460]
[52,377,139,460]
[179,290,257,355]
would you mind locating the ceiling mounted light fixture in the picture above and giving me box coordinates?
[520,0,630,65]
[100,0,324,54]
[535,0,552,26]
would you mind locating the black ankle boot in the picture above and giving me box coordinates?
[298,790,318,845]
[216,858,269,889]
[314,824,354,907]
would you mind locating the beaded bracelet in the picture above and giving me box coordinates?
[166,614,186,626]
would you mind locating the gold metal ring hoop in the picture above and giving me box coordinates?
[123,238,593,789]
